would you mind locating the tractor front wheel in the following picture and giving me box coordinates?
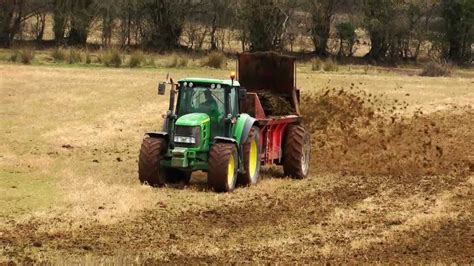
[283,125,311,179]
[138,137,167,187]
[238,126,261,186]
[208,143,238,192]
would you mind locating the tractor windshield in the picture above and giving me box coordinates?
[177,87,225,116]
[177,86,227,136]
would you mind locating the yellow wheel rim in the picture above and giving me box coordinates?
[249,140,258,177]
[227,154,235,187]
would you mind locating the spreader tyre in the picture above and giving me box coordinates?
[283,125,311,179]
[208,143,238,192]
[238,126,261,186]
[138,137,167,187]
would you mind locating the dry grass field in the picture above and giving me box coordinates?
[0,61,473,263]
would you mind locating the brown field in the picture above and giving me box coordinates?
[0,62,473,263]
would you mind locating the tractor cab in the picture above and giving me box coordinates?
[175,78,241,140]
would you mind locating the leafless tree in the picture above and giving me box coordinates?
[0,0,50,47]
[304,0,340,55]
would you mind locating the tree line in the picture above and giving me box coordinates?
[1,0,472,64]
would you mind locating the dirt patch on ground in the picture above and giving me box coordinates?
[1,173,472,263]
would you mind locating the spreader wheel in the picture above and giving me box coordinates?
[138,137,167,187]
[283,125,311,179]
[238,126,261,186]
[208,143,238,192]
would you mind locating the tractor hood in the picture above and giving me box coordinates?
[175,113,210,127]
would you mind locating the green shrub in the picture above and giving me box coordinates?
[323,58,339,72]
[128,51,145,68]
[51,49,66,62]
[67,49,82,64]
[167,54,188,68]
[311,58,323,71]
[420,61,452,77]
[201,52,226,68]
[21,50,35,64]
[97,52,103,64]
[167,54,178,67]
[144,56,156,67]
[363,64,370,74]
[85,50,92,64]
[10,50,35,64]
[101,49,122,68]
[8,50,20,62]
[177,56,188,67]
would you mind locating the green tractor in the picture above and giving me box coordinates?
[139,52,310,192]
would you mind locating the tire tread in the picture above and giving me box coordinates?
[208,143,237,192]
[283,125,309,179]
[138,137,166,186]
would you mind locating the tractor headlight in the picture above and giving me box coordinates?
[174,126,201,147]
[174,136,196,144]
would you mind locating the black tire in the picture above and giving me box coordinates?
[165,168,192,184]
[283,125,311,179]
[138,137,167,187]
[208,143,238,192]
[237,126,261,186]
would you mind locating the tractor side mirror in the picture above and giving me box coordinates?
[239,88,247,100]
[158,82,166,95]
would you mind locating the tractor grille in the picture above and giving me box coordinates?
[174,126,200,148]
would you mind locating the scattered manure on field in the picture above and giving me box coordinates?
[301,86,473,177]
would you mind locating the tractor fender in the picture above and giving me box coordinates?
[213,136,237,145]
[145,132,169,140]
[241,117,257,144]
[233,114,257,145]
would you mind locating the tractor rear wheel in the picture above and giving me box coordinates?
[283,125,311,179]
[208,143,238,192]
[138,137,167,187]
[237,126,261,186]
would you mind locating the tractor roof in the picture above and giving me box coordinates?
[178,78,240,87]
